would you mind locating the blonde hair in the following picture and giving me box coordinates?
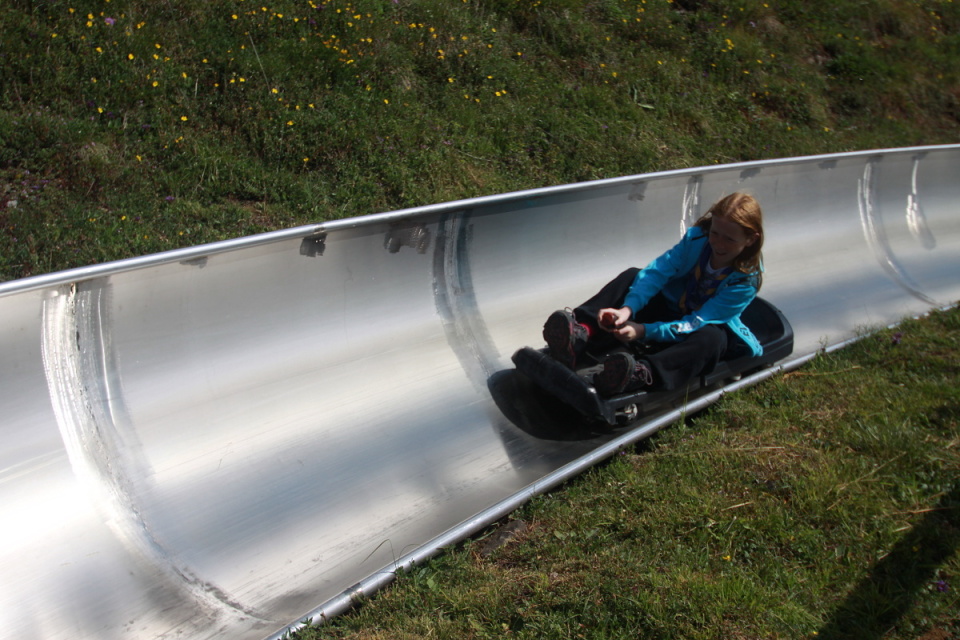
[695,192,764,279]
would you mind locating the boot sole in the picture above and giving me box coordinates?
[594,353,633,396]
[543,311,578,369]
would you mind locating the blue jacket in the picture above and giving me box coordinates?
[622,227,763,357]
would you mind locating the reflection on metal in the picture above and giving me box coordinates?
[2,145,959,640]
[681,175,702,232]
[857,156,938,305]
[907,153,936,250]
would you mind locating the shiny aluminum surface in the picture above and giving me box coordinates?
[1,146,958,640]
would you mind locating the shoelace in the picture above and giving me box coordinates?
[634,361,653,387]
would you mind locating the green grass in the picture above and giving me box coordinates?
[2,0,959,281]
[292,309,960,640]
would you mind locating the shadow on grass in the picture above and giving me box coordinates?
[817,482,960,639]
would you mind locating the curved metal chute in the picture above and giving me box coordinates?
[1,146,958,640]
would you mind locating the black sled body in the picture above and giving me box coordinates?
[511,298,794,426]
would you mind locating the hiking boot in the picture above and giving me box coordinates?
[543,309,589,369]
[593,352,654,396]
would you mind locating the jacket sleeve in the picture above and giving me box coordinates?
[643,273,759,343]
[622,229,703,314]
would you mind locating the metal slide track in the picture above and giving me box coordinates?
[2,146,958,640]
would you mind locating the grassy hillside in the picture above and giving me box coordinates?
[2,0,959,280]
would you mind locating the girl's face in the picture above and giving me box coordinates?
[709,215,758,268]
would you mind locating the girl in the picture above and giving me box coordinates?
[543,191,764,396]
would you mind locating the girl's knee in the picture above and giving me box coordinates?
[691,325,728,353]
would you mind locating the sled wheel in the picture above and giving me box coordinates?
[615,403,638,425]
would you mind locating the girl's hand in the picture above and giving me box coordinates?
[612,321,645,342]
[598,307,633,332]
[599,308,645,342]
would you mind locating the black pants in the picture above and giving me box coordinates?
[572,268,737,392]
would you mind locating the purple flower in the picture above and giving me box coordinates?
[936,580,948,592]
[165,195,175,202]
[891,332,903,345]
[104,17,116,26]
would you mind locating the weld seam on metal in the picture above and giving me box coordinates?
[40,282,267,624]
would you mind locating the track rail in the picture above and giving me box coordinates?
[2,146,958,640]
